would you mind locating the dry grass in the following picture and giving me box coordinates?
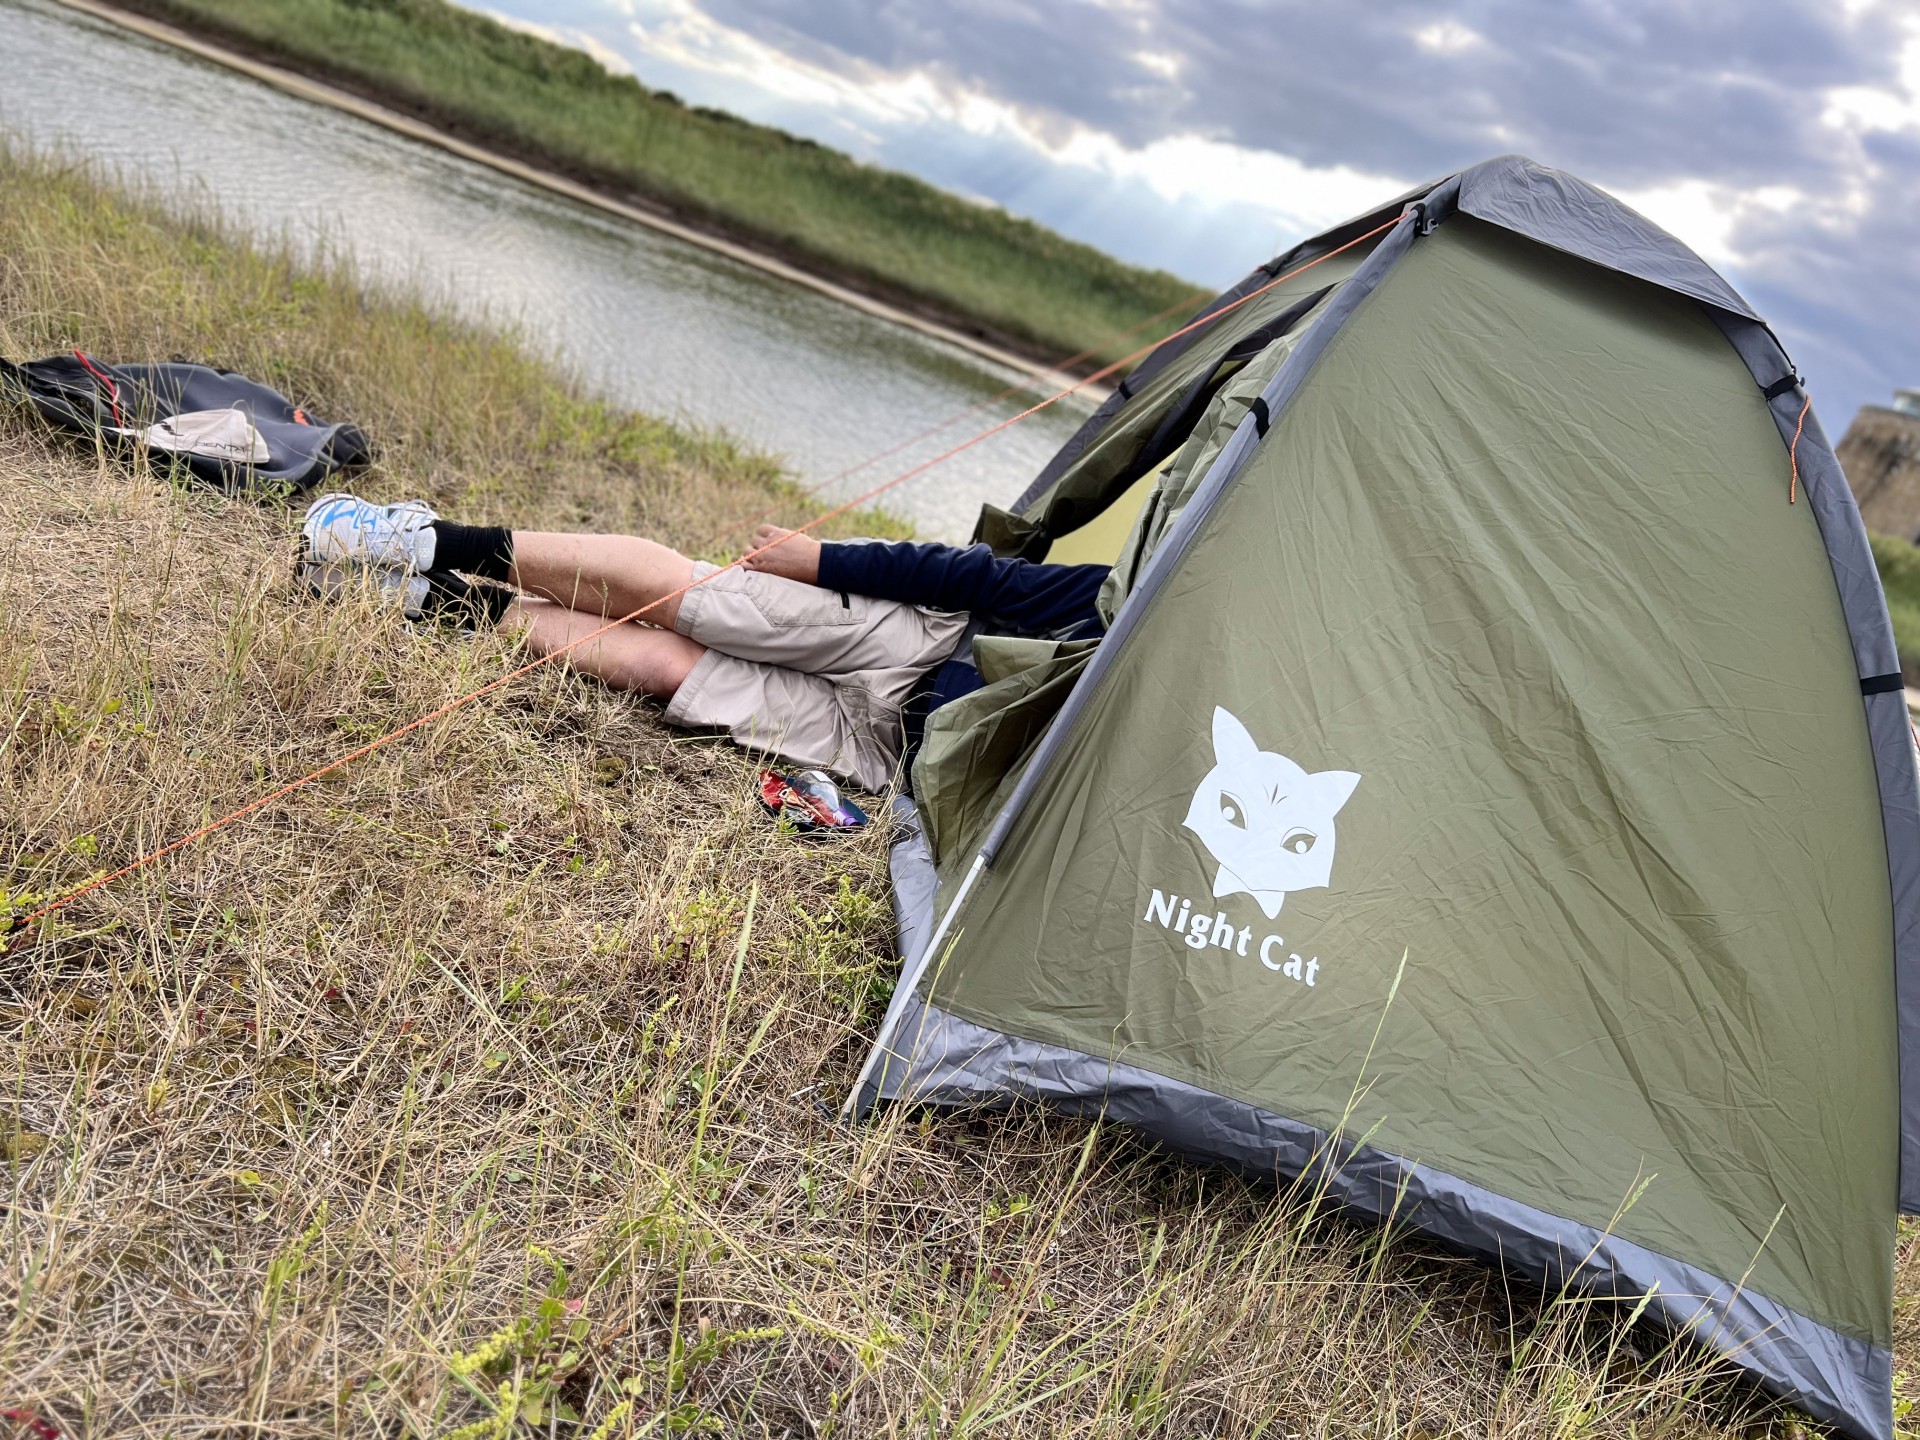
[0,147,1908,1439]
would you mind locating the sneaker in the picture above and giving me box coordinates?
[302,492,438,571]
[299,559,431,620]
[757,768,869,834]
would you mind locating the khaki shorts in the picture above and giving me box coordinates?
[663,562,969,792]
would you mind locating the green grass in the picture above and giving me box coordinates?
[1872,531,1920,671]
[110,0,1207,367]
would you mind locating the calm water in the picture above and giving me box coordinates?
[0,0,1090,539]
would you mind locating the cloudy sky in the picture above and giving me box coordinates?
[484,0,1918,426]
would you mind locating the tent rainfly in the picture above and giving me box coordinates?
[847,156,1920,1440]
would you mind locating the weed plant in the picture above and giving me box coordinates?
[1,145,1912,1438]
[107,0,1205,367]
[1871,532,1920,678]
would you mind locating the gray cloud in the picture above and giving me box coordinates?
[699,0,1907,183]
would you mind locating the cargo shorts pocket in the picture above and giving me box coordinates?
[831,681,906,793]
[746,573,869,629]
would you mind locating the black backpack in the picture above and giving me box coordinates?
[0,351,370,493]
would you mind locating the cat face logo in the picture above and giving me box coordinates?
[1182,707,1360,920]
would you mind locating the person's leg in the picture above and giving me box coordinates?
[505,533,695,630]
[299,496,911,784]
[507,596,705,699]
[504,596,896,785]
[507,534,956,682]
[305,496,699,629]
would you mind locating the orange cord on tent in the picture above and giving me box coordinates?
[2,215,1402,950]
[1789,393,1811,504]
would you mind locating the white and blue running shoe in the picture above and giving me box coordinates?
[302,491,438,572]
[298,559,432,620]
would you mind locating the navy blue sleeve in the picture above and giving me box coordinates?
[817,540,1110,638]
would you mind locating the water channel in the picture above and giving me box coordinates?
[0,0,1093,540]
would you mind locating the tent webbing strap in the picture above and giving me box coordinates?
[1863,673,1906,695]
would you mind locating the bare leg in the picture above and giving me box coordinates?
[507,597,704,699]
[507,533,696,630]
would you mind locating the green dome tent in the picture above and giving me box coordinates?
[847,156,1920,1439]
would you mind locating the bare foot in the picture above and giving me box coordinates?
[743,525,822,585]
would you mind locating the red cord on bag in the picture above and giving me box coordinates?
[72,350,124,430]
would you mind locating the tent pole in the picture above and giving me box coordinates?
[841,852,987,1120]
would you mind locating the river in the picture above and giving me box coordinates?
[0,0,1093,540]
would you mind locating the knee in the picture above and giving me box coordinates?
[629,632,704,700]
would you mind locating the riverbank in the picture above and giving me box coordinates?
[1,148,1908,1438]
[65,0,1205,377]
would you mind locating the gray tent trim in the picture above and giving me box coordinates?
[1866,677,1920,1212]
[863,991,1891,1440]
[1457,156,1760,321]
[852,800,945,1116]
[880,795,940,1013]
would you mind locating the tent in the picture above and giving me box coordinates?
[846,156,1920,1439]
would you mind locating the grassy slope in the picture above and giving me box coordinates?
[1872,531,1920,671]
[109,0,1205,367]
[2,149,1914,1438]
